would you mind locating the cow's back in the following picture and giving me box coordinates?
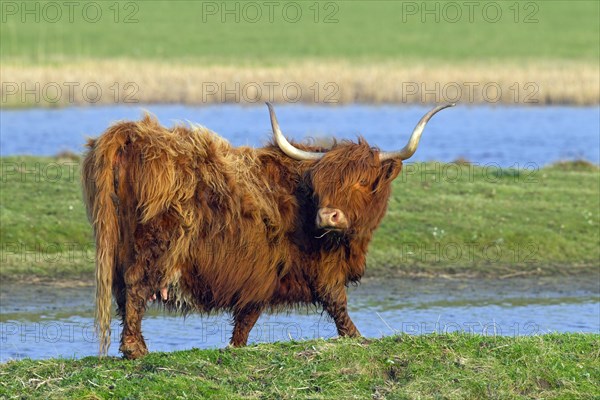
[93,115,298,314]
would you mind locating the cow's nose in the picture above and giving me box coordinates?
[316,208,348,229]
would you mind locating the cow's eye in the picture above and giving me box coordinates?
[359,178,369,186]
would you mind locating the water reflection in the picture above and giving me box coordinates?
[1,274,598,361]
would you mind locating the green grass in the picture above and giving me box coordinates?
[1,334,598,399]
[1,1,598,64]
[368,159,600,276]
[1,156,598,282]
[1,155,93,280]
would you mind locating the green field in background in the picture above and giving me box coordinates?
[1,1,598,63]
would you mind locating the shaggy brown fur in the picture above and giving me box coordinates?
[82,113,403,359]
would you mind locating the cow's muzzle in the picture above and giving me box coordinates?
[316,208,349,230]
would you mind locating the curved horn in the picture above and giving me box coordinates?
[380,103,455,161]
[266,102,324,161]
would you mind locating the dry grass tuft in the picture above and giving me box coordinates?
[1,60,598,107]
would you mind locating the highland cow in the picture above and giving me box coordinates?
[82,103,454,359]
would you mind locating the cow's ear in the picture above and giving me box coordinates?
[381,159,402,183]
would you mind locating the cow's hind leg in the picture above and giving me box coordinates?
[119,261,151,359]
[230,307,262,347]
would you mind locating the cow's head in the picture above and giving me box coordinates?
[266,103,454,239]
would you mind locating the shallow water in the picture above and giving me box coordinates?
[1,104,599,166]
[1,275,598,362]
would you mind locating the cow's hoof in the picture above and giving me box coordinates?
[120,340,148,360]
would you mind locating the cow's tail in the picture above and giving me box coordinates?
[82,124,131,356]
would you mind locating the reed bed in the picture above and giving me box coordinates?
[2,60,598,107]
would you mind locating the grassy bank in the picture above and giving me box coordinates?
[1,156,598,282]
[1,334,598,399]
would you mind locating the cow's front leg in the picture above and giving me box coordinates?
[230,307,262,347]
[322,289,360,337]
[119,265,150,359]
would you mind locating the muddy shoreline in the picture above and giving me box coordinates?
[3,263,597,288]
